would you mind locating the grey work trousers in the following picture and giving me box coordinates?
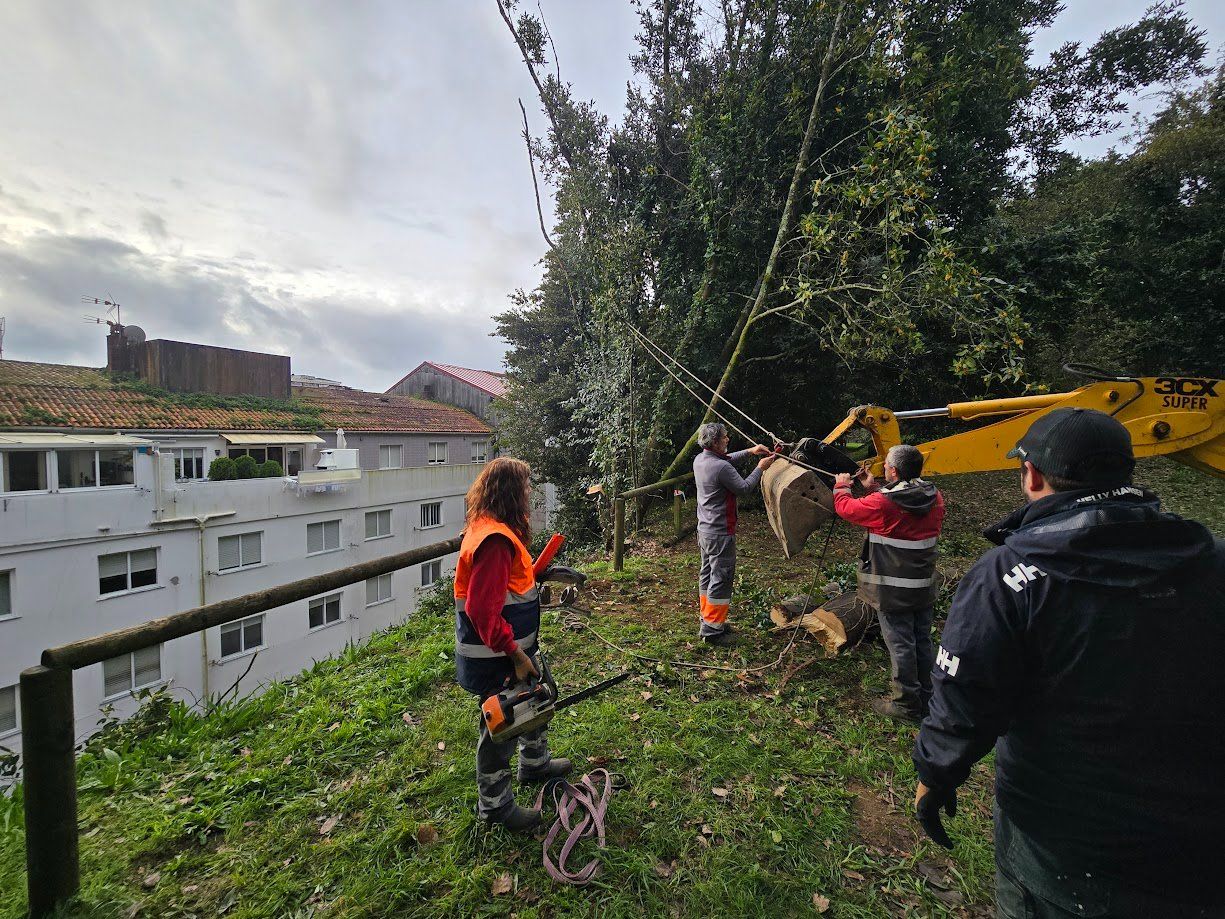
[475,712,551,817]
[697,532,736,636]
[875,604,934,715]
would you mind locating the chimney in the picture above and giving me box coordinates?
[106,323,133,376]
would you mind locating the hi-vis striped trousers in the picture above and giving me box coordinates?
[698,533,736,636]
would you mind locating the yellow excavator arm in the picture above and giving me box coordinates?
[837,374,1225,481]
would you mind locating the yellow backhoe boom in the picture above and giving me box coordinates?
[835,375,1225,480]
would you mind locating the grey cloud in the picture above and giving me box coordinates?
[140,211,168,241]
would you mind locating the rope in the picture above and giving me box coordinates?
[534,769,615,885]
[624,321,846,479]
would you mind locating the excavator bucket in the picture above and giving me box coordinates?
[762,459,835,558]
[762,438,863,558]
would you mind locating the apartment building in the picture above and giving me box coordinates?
[0,337,493,756]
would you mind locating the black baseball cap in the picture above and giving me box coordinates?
[1007,407,1135,485]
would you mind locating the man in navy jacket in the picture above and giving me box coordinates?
[912,408,1224,917]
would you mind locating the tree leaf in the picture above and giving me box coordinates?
[491,872,513,896]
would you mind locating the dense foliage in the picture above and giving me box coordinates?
[492,0,1212,538]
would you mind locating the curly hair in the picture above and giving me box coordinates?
[465,456,532,544]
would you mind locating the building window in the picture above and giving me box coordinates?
[102,646,162,698]
[0,685,17,735]
[420,502,442,529]
[365,509,392,540]
[98,549,158,596]
[286,449,303,476]
[309,593,343,629]
[428,442,447,465]
[471,441,488,463]
[0,450,49,493]
[306,520,341,555]
[421,560,442,587]
[218,532,263,571]
[172,448,206,481]
[365,574,393,607]
[221,615,264,658]
[379,445,402,469]
[0,570,11,620]
[423,383,436,399]
[57,449,135,489]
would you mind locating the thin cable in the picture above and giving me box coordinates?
[625,322,845,478]
[627,323,779,443]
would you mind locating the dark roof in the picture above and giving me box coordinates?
[0,360,490,434]
[387,361,507,398]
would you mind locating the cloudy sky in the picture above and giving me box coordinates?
[0,1,1220,392]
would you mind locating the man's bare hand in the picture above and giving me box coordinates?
[511,648,539,682]
[834,472,854,489]
[858,469,876,490]
[757,453,777,470]
[749,444,772,457]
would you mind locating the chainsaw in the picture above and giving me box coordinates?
[481,652,629,744]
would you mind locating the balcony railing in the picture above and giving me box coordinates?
[19,534,462,918]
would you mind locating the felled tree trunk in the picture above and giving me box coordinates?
[770,590,875,657]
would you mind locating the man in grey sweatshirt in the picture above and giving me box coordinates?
[692,422,776,644]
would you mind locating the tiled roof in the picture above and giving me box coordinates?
[388,361,507,398]
[0,360,489,434]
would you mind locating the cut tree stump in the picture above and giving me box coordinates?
[770,590,876,656]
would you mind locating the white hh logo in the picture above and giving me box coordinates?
[936,646,960,677]
[1002,562,1046,593]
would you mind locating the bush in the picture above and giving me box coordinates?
[258,460,284,478]
[233,455,260,479]
[208,457,237,481]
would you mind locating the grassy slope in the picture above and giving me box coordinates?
[1,459,1219,918]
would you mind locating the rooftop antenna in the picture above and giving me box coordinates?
[81,295,122,328]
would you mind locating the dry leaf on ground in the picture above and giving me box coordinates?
[416,825,439,846]
[319,816,339,836]
[491,873,513,896]
[813,893,831,912]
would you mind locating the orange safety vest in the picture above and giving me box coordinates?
[453,516,540,694]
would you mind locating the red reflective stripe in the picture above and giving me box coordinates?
[725,493,738,535]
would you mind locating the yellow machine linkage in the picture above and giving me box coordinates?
[836,374,1225,480]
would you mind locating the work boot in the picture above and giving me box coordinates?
[518,757,573,783]
[483,802,543,833]
[871,695,922,725]
[700,625,738,647]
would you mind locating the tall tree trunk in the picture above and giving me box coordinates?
[655,1,848,483]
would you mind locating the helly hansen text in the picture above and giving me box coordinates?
[936,647,960,677]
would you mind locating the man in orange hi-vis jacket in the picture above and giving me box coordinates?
[692,422,776,645]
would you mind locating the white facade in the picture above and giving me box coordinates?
[0,441,479,756]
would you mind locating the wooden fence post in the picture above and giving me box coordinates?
[673,489,683,539]
[21,665,79,917]
[612,497,626,571]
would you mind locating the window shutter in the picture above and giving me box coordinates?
[218,536,241,570]
[130,549,156,576]
[241,532,262,566]
[309,599,324,629]
[379,510,390,536]
[98,553,127,579]
[365,513,377,540]
[0,686,16,733]
[307,523,323,554]
[324,520,340,550]
[133,646,161,687]
[103,656,131,697]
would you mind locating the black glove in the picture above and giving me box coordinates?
[915,783,957,849]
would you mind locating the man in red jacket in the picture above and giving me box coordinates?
[833,444,945,723]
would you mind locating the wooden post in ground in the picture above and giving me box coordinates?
[673,489,683,539]
[612,497,626,571]
[21,665,79,918]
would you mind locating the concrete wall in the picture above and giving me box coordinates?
[315,432,490,470]
[388,369,497,420]
[0,452,479,758]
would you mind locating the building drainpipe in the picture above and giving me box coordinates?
[197,519,210,702]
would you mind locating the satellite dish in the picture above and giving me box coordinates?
[123,325,146,344]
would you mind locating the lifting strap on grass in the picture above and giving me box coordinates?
[534,769,615,886]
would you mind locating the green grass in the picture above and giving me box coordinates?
[1,459,1218,918]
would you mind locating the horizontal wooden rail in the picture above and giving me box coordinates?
[619,471,694,500]
[613,472,696,570]
[44,536,462,670]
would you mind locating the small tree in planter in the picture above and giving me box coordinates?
[234,455,260,479]
[208,457,238,481]
[258,460,284,477]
